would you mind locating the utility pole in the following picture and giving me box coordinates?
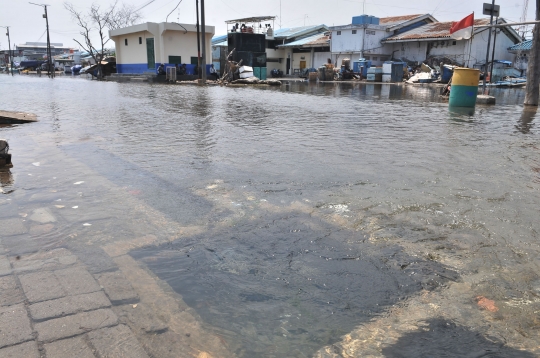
[0,26,13,77]
[200,0,207,84]
[490,17,499,83]
[482,0,495,94]
[195,0,201,80]
[525,0,540,105]
[30,3,53,78]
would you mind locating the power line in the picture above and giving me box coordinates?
[134,0,159,13]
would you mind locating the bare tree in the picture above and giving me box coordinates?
[64,1,141,79]
[107,3,142,30]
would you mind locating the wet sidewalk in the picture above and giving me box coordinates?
[0,247,147,357]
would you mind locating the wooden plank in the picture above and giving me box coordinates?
[0,111,38,124]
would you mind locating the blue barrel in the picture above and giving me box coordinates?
[441,65,453,83]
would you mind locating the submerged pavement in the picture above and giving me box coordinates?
[1,76,540,357]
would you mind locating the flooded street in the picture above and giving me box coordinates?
[1,75,540,357]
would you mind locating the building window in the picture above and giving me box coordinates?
[190,56,199,65]
[452,41,457,45]
[366,30,376,35]
[364,56,370,60]
[337,31,341,35]
[139,37,142,44]
[169,56,181,64]
[372,57,378,61]
[352,30,357,34]
[125,39,128,46]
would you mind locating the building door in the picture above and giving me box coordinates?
[300,60,306,70]
[286,58,290,74]
[146,38,155,69]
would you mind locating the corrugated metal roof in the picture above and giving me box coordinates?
[274,25,329,39]
[384,19,490,41]
[212,34,227,44]
[213,40,228,47]
[508,39,532,52]
[278,33,329,48]
[379,14,423,26]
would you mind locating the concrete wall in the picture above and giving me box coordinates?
[392,42,429,64]
[111,22,214,74]
[389,28,517,66]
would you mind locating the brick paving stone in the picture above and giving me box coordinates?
[44,336,95,358]
[29,291,111,322]
[35,308,118,342]
[29,208,56,224]
[88,324,149,358]
[0,276,24,307]
[70,246,117,274]
[0,341,40,358]
[55,267,101,296]
[0,304,34,348]
[18,271,66,303]
[96,271,139,305]
[0,256,11,277]
[0,219,26,236]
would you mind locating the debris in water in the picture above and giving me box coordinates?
[32,162,40,166]
[132,304,137,308]
[83,223,91,226]
[73,181,84,185]
[19,213,27,218]
[56,199,61,201]
[55,205,65,209]
[72,206,78,209]
[476,296,498,312]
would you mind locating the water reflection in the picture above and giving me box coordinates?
[516,106,537,134]
[0,168,13,193]
[448,105,475,118]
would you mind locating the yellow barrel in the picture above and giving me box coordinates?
[449,68,480,108]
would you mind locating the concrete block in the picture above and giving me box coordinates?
[476,94,496,105]
[88,324,149,358]
[19,271,66,303]
[55,267,101,296]
[0,219,26,236]
[29,208,56,224]
[0,341,40,358]
[97,271,139,305]
[0,276,24,307]
[29,291,111,322]
[35,308,118,342]
[44,336,95,358]
[0,304,34,348]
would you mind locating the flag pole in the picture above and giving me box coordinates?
[467,12,474,68]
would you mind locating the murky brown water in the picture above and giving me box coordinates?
[1,75,539,357]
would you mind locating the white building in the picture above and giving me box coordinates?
[109,22,214,74]
[330,14,437,66]
[382,18,521,67]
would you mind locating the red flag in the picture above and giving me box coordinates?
[450,13,474,40]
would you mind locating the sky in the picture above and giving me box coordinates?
[0,0,536,50]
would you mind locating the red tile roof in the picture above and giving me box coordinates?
[379,14,424,25]
[385,19,490,41]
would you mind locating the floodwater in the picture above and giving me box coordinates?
[1,75,540,357]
